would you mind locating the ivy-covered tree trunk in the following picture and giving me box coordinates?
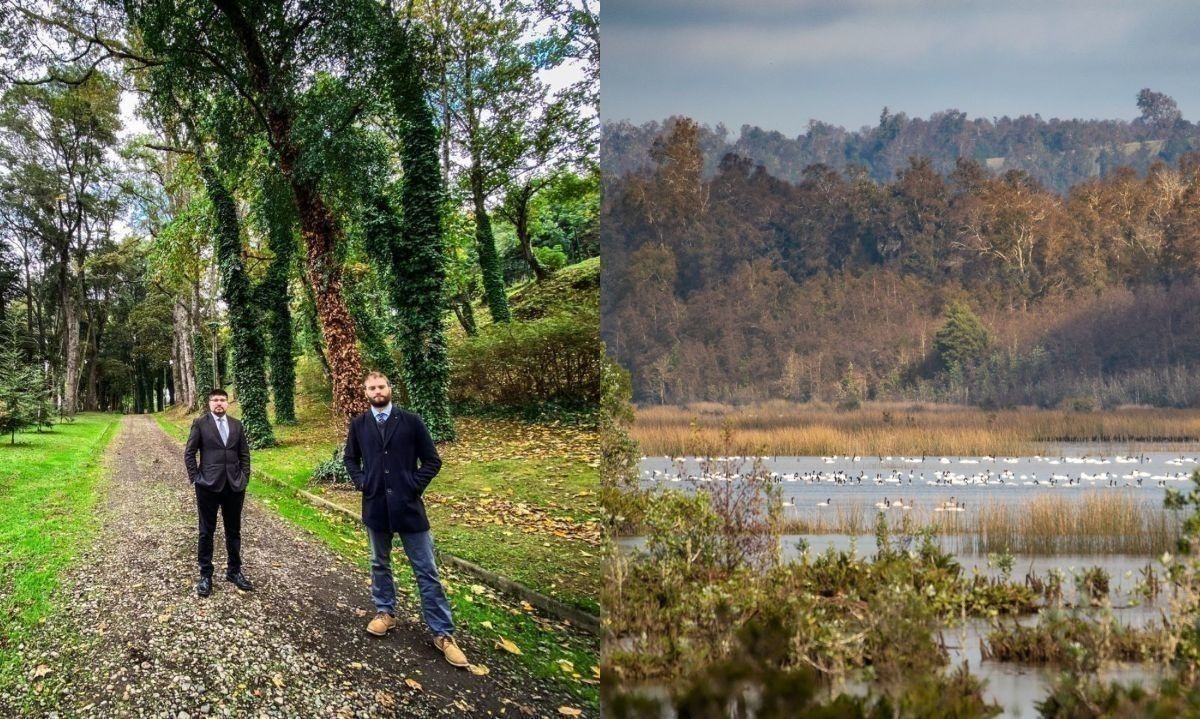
[259,176,297,424]
[470,165,510,324]
[379,27,456,440]
[200,164,275,448]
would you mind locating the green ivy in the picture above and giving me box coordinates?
[376,26,456,441]
[201,163,275,448]
[257,172,297,425]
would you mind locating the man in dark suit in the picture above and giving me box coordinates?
[183,388,254,597]
[343,371,468,668]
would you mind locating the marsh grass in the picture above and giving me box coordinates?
[781,494,1180,555]
[982,612,1170,667]
[634,401,1200,455]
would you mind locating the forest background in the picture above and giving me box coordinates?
[602,93,1200,410]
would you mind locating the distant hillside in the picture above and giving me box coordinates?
[603,92,1200,193]
[601,118,1200,409]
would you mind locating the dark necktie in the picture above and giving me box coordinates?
[376,412,388,439]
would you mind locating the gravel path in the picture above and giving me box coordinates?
[8,415,580,718]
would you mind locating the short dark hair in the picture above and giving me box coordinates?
[208,388,228,400]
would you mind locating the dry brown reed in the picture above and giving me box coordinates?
[780,494,1180,555]
[633,401,1200,456]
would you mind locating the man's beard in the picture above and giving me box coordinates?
[211,407,227,415]
[370,395,391,407]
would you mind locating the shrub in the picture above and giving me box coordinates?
[310,445,352,485]
[450,308,599,409]
[533,244,569,272]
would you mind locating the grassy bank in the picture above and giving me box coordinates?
[155,405,599,705]
[634,401,1200,456]
[0,413,118,690]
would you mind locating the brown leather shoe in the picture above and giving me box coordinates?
[434,635,469,668]
[366,612,398,636]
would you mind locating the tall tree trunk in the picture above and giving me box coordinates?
[259,174,297,424]
[154,368,164,412]
[200,163,275,447]
[288,177,367,418]
[62,293,80,416]
[213,0,367,419]
[512,193,549,282]
[382,26,456,440]
[470,164,510,324]
[173,300,196,409]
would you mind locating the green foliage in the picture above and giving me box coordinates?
[344,262,403,392]
[934,301,989,372]
[0,324,46,443]
[252,170,298,425]
[533,244,568,271]
[600,351,642,534]
[475,207,512,323]
[382,25,456,441]
[310,445,352,485]
[201,164,274,448]
[449,309,599,410]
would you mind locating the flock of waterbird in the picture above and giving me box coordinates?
[643,453,1200,511]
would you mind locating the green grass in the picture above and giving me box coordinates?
[154,409,599,706]
[0,414,118,688]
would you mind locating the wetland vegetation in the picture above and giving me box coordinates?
[632,402,1200,457]
[602,360,1200,717]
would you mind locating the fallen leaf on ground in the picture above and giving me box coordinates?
[468,664,490,676]
[559,707,583,717]
[404,677,422,691]
[495,637,522,655]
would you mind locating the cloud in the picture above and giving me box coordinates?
[605,5,1140,71]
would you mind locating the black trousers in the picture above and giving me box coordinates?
[195,483,245,577]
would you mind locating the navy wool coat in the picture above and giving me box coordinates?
[342,408,442,533]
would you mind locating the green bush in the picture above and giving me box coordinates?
[533,244,569,272]
[450,308,599,409]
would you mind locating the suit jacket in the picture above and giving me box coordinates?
[343,407,442,533]
[184,413,251,492]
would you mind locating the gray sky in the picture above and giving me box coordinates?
[601,0,1200,136]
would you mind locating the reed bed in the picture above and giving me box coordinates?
[780,494,1181,556]
[633,401,1200,456]
[966,494,1179,555]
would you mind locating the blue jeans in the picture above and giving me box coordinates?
[366,527,455,637]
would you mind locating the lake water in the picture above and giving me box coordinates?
[639,447,1198,514]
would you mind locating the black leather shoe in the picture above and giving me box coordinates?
[226,572,254,591]
[196,576,213,597]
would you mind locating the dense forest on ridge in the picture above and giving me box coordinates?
[602,108,1200,409]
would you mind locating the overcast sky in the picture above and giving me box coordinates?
[601,0,1200,136]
